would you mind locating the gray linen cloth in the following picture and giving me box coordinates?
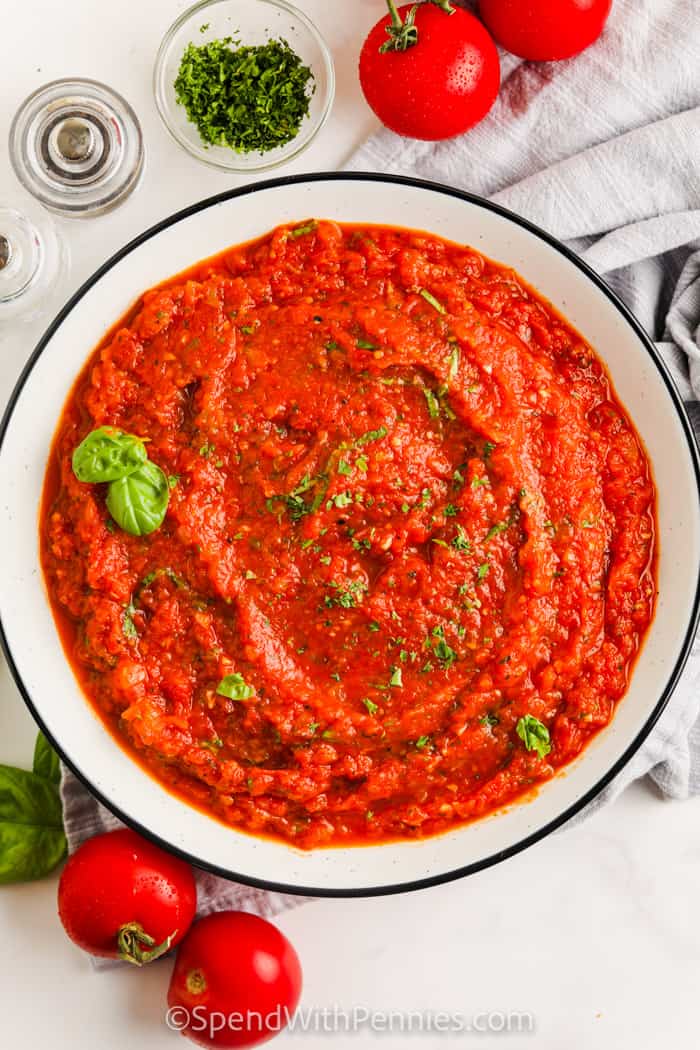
[348,0,700,809]
[61,0,700,926]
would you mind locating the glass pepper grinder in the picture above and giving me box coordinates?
[9,77,144,218]
[2,78,144,322]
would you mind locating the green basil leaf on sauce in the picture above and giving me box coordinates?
[516,715,552,760]
[0,764,66,884]
[33,732,61,785]
[106,460,170,537]
[216,673,255,701]
[72,426,147,484]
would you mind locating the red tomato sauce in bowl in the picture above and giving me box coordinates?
[41,221,656,848]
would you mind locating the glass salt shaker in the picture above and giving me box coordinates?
[0,200,68,323]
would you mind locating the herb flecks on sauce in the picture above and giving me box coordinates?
[43,220,656,851]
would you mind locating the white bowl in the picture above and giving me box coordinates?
[1,174,699,896]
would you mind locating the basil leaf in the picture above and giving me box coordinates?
[0,764,66,884]
[516,715,552,759]
[0,824,67,884]
[0,764,63,825]
[72,426,147,484]
[106,460,170,536]
[33,732,61,785]
[216,673,255,701]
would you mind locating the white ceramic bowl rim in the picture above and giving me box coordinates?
[2,173,699,896]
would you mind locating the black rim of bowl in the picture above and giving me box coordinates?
[1,172,699,897]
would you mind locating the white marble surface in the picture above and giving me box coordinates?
[1,2,699,1047]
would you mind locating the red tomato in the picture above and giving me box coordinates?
[359,1,500,141]
[479,0,613,61]
[167,912,302,1048]
[58,829,197,964]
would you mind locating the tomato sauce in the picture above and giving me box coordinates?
[41,221,656,848]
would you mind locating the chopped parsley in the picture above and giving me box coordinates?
[423,388,440,419]
[289,221,318,239]
[200,737,223,752]
[356,425,388,446]
[356,338,377,350]
[362,697,378,715]
[389,666,403,688]
[123,602,138,641]
[477,562,490,581]
[325,580,366,608]
[452,525,471,552]
[484,520,509,542]
[328,491,353,510]
[139,567,186,592]
[337,460,352,476]
[415,735,431,750]
[280,474,318,521]
[431,625,458,669]
[174,37,315,155]
[419,288,446,314]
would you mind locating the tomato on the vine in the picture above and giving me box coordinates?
[58,829,197,965]
[359,0,500,141]
[479,0,613,62]
[167,911,302,1048]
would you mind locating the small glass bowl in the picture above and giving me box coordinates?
[153,0,335,173]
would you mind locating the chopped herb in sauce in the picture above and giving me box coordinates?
[420,288,446,314]
[216,673,255,701]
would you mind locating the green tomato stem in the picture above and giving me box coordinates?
[117,922,178,966]
[379,0,455,54]
[386,0,403,30]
